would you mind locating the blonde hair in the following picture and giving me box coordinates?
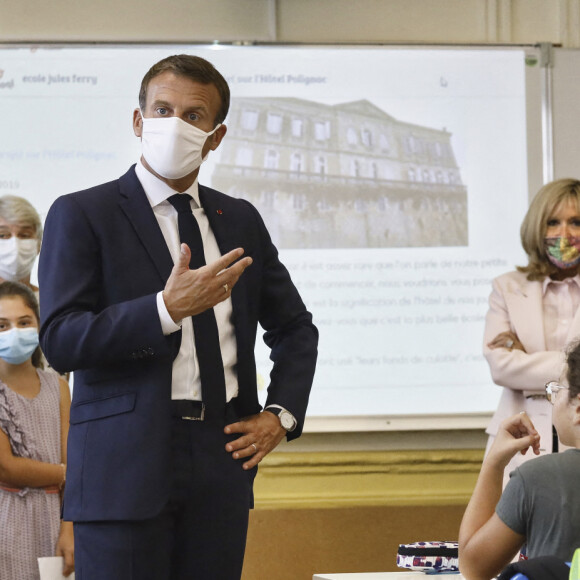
[518,178,580,281]
[0,195,42,246]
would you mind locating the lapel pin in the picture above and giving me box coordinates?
[217,209,223,215]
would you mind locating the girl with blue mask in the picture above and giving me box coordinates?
[0,281,74,579]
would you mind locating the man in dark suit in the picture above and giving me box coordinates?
[38,54,318,580]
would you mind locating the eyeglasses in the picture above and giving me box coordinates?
[545,381,569,404]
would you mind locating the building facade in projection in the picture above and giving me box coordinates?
[211,97,467,249]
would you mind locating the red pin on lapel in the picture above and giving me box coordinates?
[217,209,223,215]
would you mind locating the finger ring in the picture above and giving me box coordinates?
[506,339,514,349]
[223,283,229,294]
[251,443,257,453]
[520,411,526,415]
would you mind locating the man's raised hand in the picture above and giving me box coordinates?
[163,244,252,322]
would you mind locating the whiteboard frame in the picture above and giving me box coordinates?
[0,41,547,432]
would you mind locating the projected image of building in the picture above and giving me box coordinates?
[211,97,468,249]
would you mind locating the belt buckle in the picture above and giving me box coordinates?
[183,403,205,421]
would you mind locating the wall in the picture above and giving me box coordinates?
[1,1,574,577]
[240,439,486,578]
[1,0,580,46]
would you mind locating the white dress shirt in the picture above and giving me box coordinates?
[135,161,239,402]
[542,274,580,353]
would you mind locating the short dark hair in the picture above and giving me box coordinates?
[566,339,580,399]
[0,281,43,368]
[139,54,230,125]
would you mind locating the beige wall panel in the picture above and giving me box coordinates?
[241,447,476,578]
[253,449,481,509]
[243,504,467,580]
[0,0,575,47]
[511,0,562,44]
[0,0,273,43]
[277,0,490,44]
[0,0,577,47]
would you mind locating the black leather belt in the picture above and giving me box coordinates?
[171,400,205,421]
[171,399,239,423]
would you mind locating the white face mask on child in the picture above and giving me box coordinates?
[140,112,221,180]
[0,238,38,282]
[0,327,39,365]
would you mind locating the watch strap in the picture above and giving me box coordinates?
[265,405,297,432]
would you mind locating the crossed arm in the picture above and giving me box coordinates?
[483,279,565,392]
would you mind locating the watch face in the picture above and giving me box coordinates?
[280,411,295,430]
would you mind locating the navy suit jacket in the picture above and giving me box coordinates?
[39,166,318,522]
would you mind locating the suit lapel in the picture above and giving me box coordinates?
[505,278,546,352]
[118,166,174,284]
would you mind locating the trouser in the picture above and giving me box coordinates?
[74,403,257,580]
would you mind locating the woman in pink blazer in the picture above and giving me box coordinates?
[484,178,580,478]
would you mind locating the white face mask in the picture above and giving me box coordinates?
[0,238,38,281]
[140,113,221,180]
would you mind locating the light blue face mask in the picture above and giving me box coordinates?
[0,327,39,365]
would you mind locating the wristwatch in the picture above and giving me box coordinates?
[265,405,297,432]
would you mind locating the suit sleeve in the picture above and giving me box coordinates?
[483,277,565,393]
[39,195,174,374]
[244,202,318,439]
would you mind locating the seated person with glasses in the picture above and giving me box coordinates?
[458,340,580,580]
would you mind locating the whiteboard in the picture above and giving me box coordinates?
[0,44,544,430]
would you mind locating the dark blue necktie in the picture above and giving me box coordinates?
[167,193,226,420]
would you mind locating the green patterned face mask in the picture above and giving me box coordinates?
[545,236,580,269]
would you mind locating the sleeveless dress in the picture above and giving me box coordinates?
[0,369,62,580]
